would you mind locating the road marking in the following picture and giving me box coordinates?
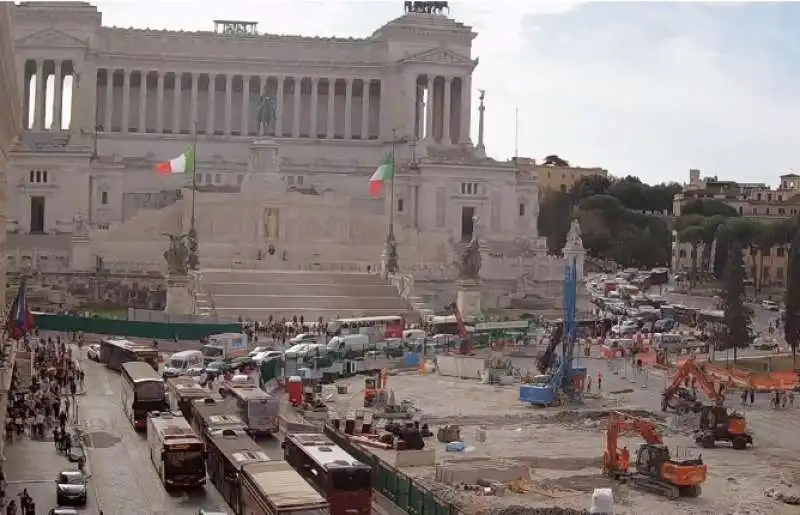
[6,480,55,485]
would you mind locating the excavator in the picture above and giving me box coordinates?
[445,302,474,355]
[603,411,706,500]
[661,357,753,450]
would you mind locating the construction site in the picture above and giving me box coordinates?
[300,263,800,515]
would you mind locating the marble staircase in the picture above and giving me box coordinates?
[201,268,410,321]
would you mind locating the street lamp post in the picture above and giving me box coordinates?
[384,129,409,275]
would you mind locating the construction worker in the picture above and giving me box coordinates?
[620,446,630,472]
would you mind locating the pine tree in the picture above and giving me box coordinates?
[721,240,753,363]
[785,233,800,363]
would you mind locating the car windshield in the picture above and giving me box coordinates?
[169,359,187,369]
[59,473,85,485]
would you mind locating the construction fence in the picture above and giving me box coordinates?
[32,313,240,341]
[324,425,458,515]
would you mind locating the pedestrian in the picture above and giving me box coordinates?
[750,388,755,405]
[597,371,603,391]
[789,390,795,408]
[586,375,592,393]
[741,389,748,406]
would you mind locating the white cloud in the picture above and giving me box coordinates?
[87,1,800,184]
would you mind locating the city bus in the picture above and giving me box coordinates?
[100,337,159,371]
[240,460,330,515]
[205,428,272,513]
[189,397,247,444]
[222,384,279,436]
[166,376,213,420]
[146,411,207,490]
[121,361,168,431]
[283,432,371,515]
[326,316,403,338]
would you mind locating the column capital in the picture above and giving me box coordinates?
[311,77,320,84]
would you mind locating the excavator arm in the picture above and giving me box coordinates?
[446,302,473,355]
[604,411,663,475]
[663,358,722,407]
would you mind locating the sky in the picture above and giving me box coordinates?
[72,1,800,185]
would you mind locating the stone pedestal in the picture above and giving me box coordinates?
[70,235,92,271]
[164,275,193,315]
[456,279,482,317]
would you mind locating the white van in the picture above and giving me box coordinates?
[163,350,204,377]
[326,334,369,355]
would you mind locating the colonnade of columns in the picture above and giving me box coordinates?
[411,73,470,145]
[95,70,383,140]
[20,59,75,131]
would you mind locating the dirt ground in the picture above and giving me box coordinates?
[733,355,800,373]
[326,371,800,515]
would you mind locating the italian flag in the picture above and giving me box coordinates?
[368,153,395,197]
[154,145,196,175]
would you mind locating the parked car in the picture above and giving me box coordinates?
[55,470,88,506]
[289,332,320,345]
[48,509,79,515]
[753,337,779,351]
[761,300,780,311]
[86,344,100,361]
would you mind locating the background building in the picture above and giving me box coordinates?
[672,169,800,286]
[514,156,608,196]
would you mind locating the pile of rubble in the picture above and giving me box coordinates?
[765,484,800,505]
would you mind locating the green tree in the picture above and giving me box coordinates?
[721,239,753,363]
[682,198,739,218]
[785,231,800,364]
[543,155,570,167]
[537,191,572,254]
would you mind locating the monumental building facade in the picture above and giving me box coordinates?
[8,2,584,312]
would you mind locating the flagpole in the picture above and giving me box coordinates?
[389,128,396,239]
[188,121,199,270]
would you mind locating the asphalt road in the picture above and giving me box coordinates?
[664,291,781,334]
[76,346,230,514]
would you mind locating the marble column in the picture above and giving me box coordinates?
[326,78,335,139]
[292,77,301,138]
[155,72,165,133]
[258,76,266,135]
[138,71,148,133]
[361,79,370,140]
[190,73,199,130]
[241,75,250,136]
[121,69,131,133]
[172,73,181,134]
[442,76,452,145]
[52,60,63,130]
[275,76,284,136]
[224,74,233,135]
[460,74,472,144]
[310,77,319,138]
[424,75,434,141]
[33,60,45,130]
[206,74,216,134]
[104,69,114,132]
[16,58,26,130]
[408,75,418,140]
[344,78,353,139]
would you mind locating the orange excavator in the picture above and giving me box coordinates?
[603,411,706,499]
[662,358,753,450]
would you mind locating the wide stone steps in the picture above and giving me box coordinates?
[200,268,409,321]
[211,293,407,311]
[209,281,398,297]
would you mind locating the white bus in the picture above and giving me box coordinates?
[326,315,404,338]
[121,361,167,431]
[223,385,279,436]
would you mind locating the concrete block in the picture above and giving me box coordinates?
[393,448,436,467]
[435,458,528,485]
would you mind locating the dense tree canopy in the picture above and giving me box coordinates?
[537,174,680,268]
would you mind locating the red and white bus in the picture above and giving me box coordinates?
[146,411,206,490]
[326,316,404,338]
[283,432,371,515]
[101,337,159,371]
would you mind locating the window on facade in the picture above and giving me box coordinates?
[757,193,762,201]
[519,203,525,217]
[779,208,786,216]
[777,267,784,279]
[297,175,304,186]
[460,183,479,195]
[765,208,770,215]
[214,174,221,184]
[768,194,773,201]
[679,249,686,258]
[397,198,404,212]
[100,191,108,205]
[29,171,35,182]
[777,247,785,258]
[751,207,757,215]
[205,174,211,184]
[237,175,244,185]
[763,247,771,257]
[29,170,49,184]
[287,176,295,185]
[560,184,567,193]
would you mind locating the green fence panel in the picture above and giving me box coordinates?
[396,473,411,512]
[379,463,397,502]
[407,481,424,515]
[33,313,240,340]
